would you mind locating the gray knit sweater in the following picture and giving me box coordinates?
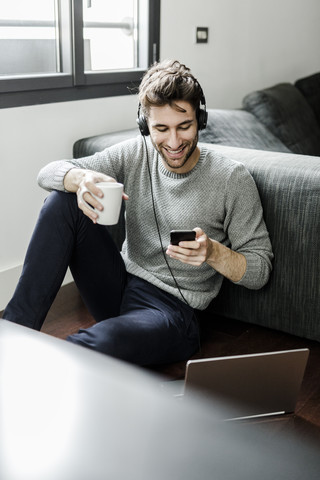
[38,135,273,309]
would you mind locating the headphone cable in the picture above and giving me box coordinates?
[142,134,202,355]
[142,134,191,306]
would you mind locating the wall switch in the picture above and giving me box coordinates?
[196,27,209,44]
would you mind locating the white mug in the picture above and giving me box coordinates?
[82,182,123,225]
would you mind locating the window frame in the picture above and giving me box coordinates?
[0,0,160,109]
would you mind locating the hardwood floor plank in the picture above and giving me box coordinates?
[41,282,95,339]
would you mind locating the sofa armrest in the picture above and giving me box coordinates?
[295,72,320,127]
[73,128,139,158]
[243,83,320,156]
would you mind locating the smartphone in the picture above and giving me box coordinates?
[170,230,196,245]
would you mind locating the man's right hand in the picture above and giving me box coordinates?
[64,168,127,223]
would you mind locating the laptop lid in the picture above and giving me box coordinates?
[183,349,309,420]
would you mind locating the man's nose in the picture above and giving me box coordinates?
[167,129,181,149]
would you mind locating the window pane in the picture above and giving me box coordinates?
[0,0,59,76]
[83,0,138,72]
[0,0,159,108]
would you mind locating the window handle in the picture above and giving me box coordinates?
[153,43,157,63]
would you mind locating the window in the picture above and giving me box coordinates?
[0,0,60,76]
[83,1,139,72]
[0,0,160,108]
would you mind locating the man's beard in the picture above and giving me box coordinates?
[152,133,199,170]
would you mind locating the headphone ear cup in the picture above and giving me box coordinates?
[140,115,150,136]
[196,88,208,130]
[197,108,208,131]
[136,107,150,136]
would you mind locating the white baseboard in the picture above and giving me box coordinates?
[0,264,73,312]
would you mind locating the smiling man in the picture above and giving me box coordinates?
[148,101,200,172]
[3,60,273,365]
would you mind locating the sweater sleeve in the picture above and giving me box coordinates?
[223,163,273,290]
[37,137,140,192]
[37,160,80,192]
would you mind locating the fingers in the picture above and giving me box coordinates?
[193,227,204,239]
[169,252,206,266]
[166,242,204,266]
[166,227,208,266]
[74,171,128,223]
[82,174,128,200]
[76,173,120,223]
[77,188,100,223]
[77,180,105,221]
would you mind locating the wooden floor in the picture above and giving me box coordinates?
[35,282,320,443]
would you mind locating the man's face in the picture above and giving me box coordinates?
[148,101,200,174]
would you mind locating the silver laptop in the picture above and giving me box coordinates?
[162,349,309,420]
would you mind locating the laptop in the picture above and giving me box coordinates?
[161,349,310,420]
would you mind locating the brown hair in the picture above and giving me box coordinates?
[138,59,203,117]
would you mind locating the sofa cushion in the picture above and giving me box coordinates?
[199,109,290,153]
[243,83,320,156]
[295,72,320,126]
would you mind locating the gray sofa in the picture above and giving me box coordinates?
[73,72,320,342]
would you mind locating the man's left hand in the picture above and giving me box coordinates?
[166,227,247,282]
[166,227,211,266]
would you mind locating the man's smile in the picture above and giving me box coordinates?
[163,145,186,158]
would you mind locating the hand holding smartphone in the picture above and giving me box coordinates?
[170,230,196,245]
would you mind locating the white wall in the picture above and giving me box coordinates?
[160,0,320,108]
[0,96,138,309]
[1,0,319,309]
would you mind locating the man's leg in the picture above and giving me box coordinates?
[3,191,127,330]
[67,275,200,366]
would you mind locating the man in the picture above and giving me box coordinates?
[3,60,273,365]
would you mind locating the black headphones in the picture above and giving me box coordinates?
[136,83,208,136]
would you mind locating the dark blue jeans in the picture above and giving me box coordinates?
[3,191,200,366]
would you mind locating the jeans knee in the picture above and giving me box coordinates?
[43,190,76,214]
[40,191,82,230]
